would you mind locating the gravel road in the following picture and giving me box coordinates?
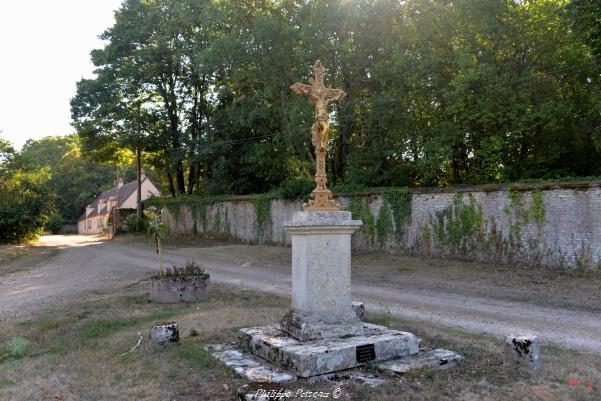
[1,235,599,355]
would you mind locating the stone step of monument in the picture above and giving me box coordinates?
[376,348,464,376]
[239,323,419,378]
[204,343,297,384]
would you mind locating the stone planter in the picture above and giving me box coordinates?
[150,275,209,303]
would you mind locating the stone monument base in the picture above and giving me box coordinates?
[240,323,419,378]
[280,309,365,341]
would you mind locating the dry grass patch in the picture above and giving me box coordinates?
[0,283,287,401]
[1,282,598,401]
[0,244,59,277]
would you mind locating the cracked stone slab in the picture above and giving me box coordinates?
[205,343,297,383]
[308,370,386,387]
[240,323,419,378]
[377,348,464,375]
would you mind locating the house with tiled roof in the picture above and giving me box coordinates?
[77,171,160,234]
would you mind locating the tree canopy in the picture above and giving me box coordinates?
[71,0,601,195]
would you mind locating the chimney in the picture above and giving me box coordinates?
[140,169,146,181]
[86,204,94,217]
[117,177,124,188]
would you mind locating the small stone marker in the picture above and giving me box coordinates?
[505,334,541,374]
[149,322,179,345]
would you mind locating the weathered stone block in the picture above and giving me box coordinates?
[149,322,179,345]
[240,323,419,378]
[505,335,541,374]
[280,309,364,342]
[377,348,464,375]
[282,211,364,341]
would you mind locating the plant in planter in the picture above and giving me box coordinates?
[150,260,211,303]
[144,206,167,277]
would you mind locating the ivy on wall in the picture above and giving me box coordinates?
[429,193,485,256]
[145,195,225,232]
[375,202,392,246]
[346,187,413,246]
[346,197,376,243]
[252,193,274,240]
[382,188,412,241]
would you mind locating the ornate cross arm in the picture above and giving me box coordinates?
[325,88,346,104]
[291,82,313,97]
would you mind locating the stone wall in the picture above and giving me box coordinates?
[159,182,601,269]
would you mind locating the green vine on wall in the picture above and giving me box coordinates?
[253,193,273,239]
[346,197,375,243]
[382,188,412,240]
[430,193,485,256]
[145,195,225,231]
[375,202,392,246]
[530,189,545,226]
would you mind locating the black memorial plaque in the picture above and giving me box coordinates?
[356,344,376,363]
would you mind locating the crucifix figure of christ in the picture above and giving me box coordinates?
[291,59,346,211]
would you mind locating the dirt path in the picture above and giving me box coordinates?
[1,235,600,355]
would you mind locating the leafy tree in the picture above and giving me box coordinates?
[72,0,601,195]
[0,139,54,242]
[19,135,127,224]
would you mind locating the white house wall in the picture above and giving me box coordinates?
[120,179,160,209]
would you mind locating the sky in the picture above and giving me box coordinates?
[0,0,123,149]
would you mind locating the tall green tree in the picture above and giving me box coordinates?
[19,135,126,224]
[0,138,54,242]
[72,0,601,195]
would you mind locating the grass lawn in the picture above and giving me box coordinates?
[0,282,598,401]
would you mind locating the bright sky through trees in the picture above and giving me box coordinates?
[0,0,122,149]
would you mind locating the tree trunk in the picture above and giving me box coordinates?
[187,163,196,195]
[136,147,143,218]
[167,171,176,197]
[333,73,351,183]
[175,162,186,195]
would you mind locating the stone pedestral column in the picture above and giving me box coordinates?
[281,211,364,341]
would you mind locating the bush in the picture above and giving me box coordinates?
[46,212,66,234]
[0,168,54,243]
[125,214,146,232]
[164,260,209,280]
[277,178,314,200]
[331,182,369,195]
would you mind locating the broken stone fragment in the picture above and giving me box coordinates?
[505,334,541,374]
[377,348,464,375]
[308,370,386,387]
[351,301,365,320]
[149,322,179,345]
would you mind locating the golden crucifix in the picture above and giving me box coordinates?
[291,60,346,211]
